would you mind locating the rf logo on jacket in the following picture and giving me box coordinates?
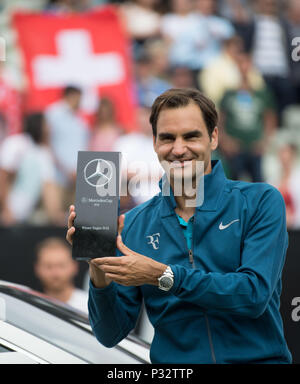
[146,233,160,250]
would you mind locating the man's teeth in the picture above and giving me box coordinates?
[170,160,192,168]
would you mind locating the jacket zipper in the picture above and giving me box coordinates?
[188,249,195,268]
[190,216,217,364]
[175,213,217,363]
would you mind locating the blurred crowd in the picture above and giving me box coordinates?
[0,0,300,230]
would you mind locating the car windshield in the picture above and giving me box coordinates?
[0,285,147,364]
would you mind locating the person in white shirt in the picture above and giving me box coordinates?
[0,113,64,226]
[34,237,88,314]
[45,85,90,209]
[113,106,163,205]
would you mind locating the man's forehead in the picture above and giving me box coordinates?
[156,108,208,136]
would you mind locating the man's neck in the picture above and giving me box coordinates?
[172,180,197,221]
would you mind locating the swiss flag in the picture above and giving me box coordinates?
[13,6,137,131]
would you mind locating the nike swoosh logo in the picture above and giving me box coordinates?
[219,219,240,230]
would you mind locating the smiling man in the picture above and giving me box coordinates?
[67,88,292,364]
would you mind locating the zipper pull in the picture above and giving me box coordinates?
[189,249,194,265]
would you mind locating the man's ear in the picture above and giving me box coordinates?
[210,126,218,151]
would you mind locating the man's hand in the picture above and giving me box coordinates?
[91,232,167,287]
[66,205,112,288]
[66,207,166,288]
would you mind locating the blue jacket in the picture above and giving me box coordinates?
[88,160,292,364]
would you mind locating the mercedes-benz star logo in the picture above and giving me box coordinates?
[84,159,113,188]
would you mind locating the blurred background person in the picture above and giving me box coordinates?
[34,237,88,313]
[45,85,90,211]
[248,0,295,122]
[219,52,277,182]
[163,0,235,82]
[0,114,7,146]
[0,62,22,138]
[268,143,300,230]
[199,35,264,107]
[218,0,254,48]
[89,97,123,151]
[169,65,195,89]
[284,0,300,105]
[134,49,172,108]
[0,112,65,226]
[120,0,162,56]
[113,105,163,205]
[143,38,171,84]
[160,0,195,82]
[44,0,93,13]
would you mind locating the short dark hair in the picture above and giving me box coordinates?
[23,112,44,144]
[149,88,218,139]
[63,85,82,97]
[35,237,71,263]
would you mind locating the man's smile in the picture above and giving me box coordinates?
[168,160,194,168]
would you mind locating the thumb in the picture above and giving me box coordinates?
[118,214,125,236]
[116,233,131,256]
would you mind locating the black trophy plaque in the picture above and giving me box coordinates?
[72,151,120,260]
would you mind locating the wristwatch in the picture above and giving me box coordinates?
[158,266,174,291]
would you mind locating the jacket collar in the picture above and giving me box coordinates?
[159,160,227,217]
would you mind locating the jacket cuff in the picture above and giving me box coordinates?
[89,278,117,295]
[168,264,181,295]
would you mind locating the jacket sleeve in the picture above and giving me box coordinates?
[88,279,142,347]
[169,187,288,318]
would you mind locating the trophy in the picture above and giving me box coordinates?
[72,151,120,260]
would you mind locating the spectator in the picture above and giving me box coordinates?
[120,0,161,55]
[113,105,163,204]
[285,0,300,104]
[143,38,171,83]
[269,143,300,230]
[219,52,277,182]
[218,0,254,49]
[0,63,22,137]
[169,65,195,89]
[163,0,234,75]
[34,237,88,313]
[45,85,90,210]
[218,0,252,22]
[0,112,65,226]
[134,50,172,108]
[161,0,195,45]
[248,0,294,121]
[0,113,7,145]
[199,35,264,107]
[45,0,93,12]
[89,97,122,151]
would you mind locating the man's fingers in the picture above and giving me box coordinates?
[98,264,123,274]
[68,210,76,229]
[91,257,124,266]
[66,226,75,245]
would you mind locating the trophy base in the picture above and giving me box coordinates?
[72,227,116,261]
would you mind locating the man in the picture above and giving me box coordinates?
[45,85,90,209]
[35,237,88,314]
[219,52,277,182]
[0,113,64,225]
[66,88,292,363]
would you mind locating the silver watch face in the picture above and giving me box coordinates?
[159,275,173,290]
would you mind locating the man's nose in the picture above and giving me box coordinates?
[172,138,187,157]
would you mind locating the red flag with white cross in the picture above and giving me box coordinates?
[13,6,137,131]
